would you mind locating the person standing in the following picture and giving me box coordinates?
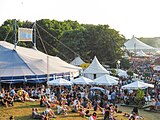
[104,104,111,120]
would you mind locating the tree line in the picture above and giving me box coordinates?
[0,19,126,67]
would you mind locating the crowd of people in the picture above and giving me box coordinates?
[0,58,160,120]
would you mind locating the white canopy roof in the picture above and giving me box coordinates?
[0,41,81,77]
[117,69,138,77]
[47,78,73,86]
[71,76,94,85]
[124,36,155,51]
[153,65,160,71]
[94,74,118,86]
[83,56,109,74]
[136,50,149,57]
[121,81,154,89]
[70,56,85,66]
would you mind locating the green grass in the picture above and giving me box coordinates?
[0,101,159,120]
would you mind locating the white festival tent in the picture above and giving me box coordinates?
[0,41,81,83]
[121,81,154,90]
[94,75,118,86]
[136,50,149,57]
[71,76,94,85]
[47,78,73,86]
[124,36,156,52]
[70,56,85,66]
[117,69,138,78]
[153,65,160,71]
[83,56,109,79]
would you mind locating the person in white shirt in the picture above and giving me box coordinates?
[45,87,50,95]
[80,91,85,98]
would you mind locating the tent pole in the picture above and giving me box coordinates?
[47,55,50,81]
[14,19,17,49]
[33,21,36,49]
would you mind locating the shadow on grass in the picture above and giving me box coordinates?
[15,115,35,120]
[14,104,39,109]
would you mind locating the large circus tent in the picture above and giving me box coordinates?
[0,41,81,84]
[124,36,156,52]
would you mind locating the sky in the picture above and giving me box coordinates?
[1,0,160,39]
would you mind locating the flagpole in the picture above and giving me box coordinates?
[14,19,17,49]
[33,21,36,49]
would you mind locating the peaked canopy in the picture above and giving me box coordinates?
[83,56,109,74]
[0,41,81,82]
[83,56,109,79]
[124,36,155,51]
[47,78,73,86]
[117,69,138,78]
[121,81,154,89]
[71,76,94,85]
[94,75,118,86]
[70,56,85,66]
[136,50,149,57]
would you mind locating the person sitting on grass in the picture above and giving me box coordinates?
[79,108,91,118]
[129,112,138,120]
[79,108,86,117]
[44,105,56,118]
[155,98,160,110]
[72,98,82,112]
[57,102,64,114]
[22,90,35,102]
[62,104,70,115]
[32,108,45,119]
[89,112,97,120]
[9,115,15,120]
[2,92,14,108]
[40,95,46,107]
[17,88,25,102]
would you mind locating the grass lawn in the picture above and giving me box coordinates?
[0,101,159,120]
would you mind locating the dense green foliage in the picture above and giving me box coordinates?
[135,89,145,107]
[139,37,160,48]
[0,19,126,66]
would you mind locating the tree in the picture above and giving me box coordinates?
[134,89,145,107]
[0,19,126,65]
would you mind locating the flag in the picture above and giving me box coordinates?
[18,28,33,41]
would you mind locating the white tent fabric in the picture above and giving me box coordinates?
[70,56,85,66]
[71,76,94,85]
[124,36,155,51]
[117,69,138,77]
[136,50,149,57]
[0,41,81,78]
[94,75,118,86]
[83,56,109,79]
[105,74,119,80]
[47,78,73,86]
[117,69,128,77]
[121,81,154,89]
[153,65,160,71]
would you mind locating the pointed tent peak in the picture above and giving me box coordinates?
[92,56,103,67]
[94,56,98,59]
[124,36,155,50]
[70,56,85,66]
[130,35,139,41]
[83,56,109,74]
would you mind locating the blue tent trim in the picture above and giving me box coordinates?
[0,72,71,84]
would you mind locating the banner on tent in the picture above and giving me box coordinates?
[18,28,33,41]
